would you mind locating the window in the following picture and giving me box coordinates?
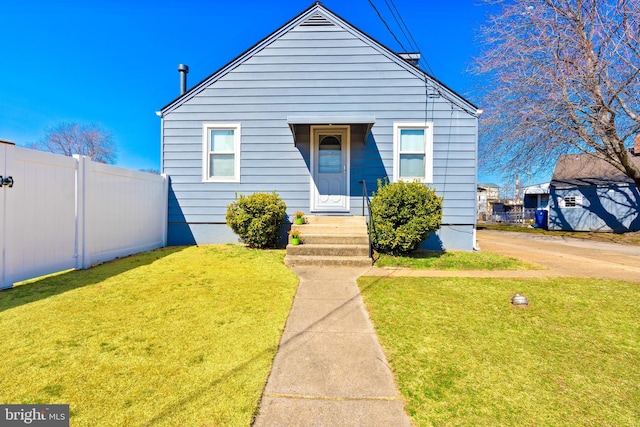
[318,135,342,174]
[393,122,433,182]
[202,123,240,182]
[561,195,582,208]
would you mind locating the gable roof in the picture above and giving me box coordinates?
[550,153,640,188]
[160,2,477,115]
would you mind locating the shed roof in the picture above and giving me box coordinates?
[523,182,549,195]
[550,153,640,188]
[160,2,477,115]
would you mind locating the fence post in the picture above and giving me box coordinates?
[74,155,88,269]
[0,141,15,289]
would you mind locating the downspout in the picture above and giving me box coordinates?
[159,113,168,247]
[473,109,483,251]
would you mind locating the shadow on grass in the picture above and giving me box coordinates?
[0,246,188,314]
[373,249,446,265]
[399,250,445,260]
[373,250,445,265]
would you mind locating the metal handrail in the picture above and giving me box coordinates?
[359,180,378,258]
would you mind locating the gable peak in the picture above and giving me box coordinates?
[300,10,334,27]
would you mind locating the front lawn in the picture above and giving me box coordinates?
[0,245,298,426]
[359,276,640,426]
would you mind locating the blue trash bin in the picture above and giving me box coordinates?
[534,209,548,230]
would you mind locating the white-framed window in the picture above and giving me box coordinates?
[202,123,241,182]
[393,122,433,182]
[560,195,582,208]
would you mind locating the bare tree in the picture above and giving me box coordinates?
[139,168,160,175]
[34,122,117,164]
[474,0,640,188]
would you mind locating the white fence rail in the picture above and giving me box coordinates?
[0,141,168,289]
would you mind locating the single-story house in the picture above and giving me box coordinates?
[159,2,480,250]
[549,150,640,232]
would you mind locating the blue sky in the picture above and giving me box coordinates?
[1,0,503,181]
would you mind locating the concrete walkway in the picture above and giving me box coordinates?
[254,267,411,427]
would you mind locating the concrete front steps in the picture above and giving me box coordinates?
[284,215,372,268]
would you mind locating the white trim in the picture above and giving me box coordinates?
[393,122,434,183]
[310,125,350,212]
[202,123,241,183]
[287,115,375,125]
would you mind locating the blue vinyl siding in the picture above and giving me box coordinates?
[549,185,640,232]
[161,5,478,250]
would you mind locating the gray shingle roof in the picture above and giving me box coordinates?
[550,153,640,187]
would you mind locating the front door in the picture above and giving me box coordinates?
[311,126,350,212]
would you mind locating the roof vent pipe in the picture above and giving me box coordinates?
[178,64,189,95]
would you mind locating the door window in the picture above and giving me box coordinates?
[318,135,342,174]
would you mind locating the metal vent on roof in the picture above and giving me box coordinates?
[301,12,334,26]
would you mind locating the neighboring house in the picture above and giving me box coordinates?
[159,2,479,250]
[549,149,640,232]
[477,182,500,221]
[523,182,549,210]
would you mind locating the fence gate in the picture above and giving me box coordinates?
[1,141,79,289]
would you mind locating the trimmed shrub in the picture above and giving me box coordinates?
[226,192,287,248]
[370,180,443,255]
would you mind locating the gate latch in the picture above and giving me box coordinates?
[0,176,14,188]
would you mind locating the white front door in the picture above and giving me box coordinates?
[311,126,350,212]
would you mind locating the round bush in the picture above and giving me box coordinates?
[370,180,443,255]
[226,192,287,248]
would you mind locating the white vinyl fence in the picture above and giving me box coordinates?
[0,141,168,289]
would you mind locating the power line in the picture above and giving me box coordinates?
[385,0,438,79]
[384,0,418,52]
[366,0,408,52]
[383,0,441,119]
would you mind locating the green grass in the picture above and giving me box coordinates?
[358,276,640,426]
[375,251,542,270]
[0,245,299,426]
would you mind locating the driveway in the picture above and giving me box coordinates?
[366,230,640,282]
[477,229,640,282]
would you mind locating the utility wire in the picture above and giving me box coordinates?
[366,0,408,52]
[385,0,438,80]
[383,0,440,122]
[387,0,420,52]
[384,0,418,52]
